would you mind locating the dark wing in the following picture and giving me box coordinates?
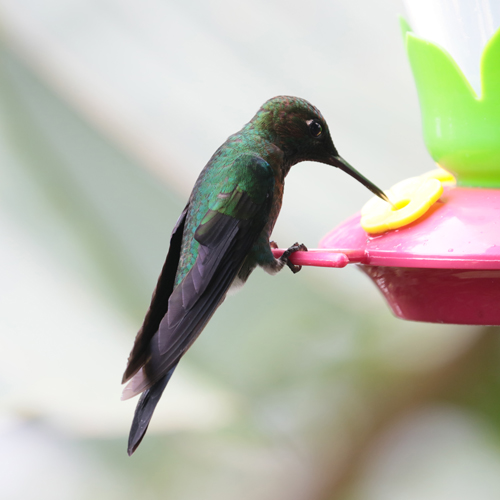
[122,205,188,384]
[123,153,275,397]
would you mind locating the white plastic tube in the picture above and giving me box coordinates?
[403,0,500,94]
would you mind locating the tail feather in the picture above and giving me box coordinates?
[121,367,149,401]
[127,362,178,456]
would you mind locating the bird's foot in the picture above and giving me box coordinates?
[269,240,279,249]
[279,242,308,274]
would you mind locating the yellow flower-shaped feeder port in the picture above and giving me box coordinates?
[419,168,455,184]
[360,170,451,234]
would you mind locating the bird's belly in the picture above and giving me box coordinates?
[226,275,246,297]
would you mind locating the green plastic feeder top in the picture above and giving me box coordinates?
[402,19,500,188]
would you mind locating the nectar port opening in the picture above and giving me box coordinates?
[392,199,410,211]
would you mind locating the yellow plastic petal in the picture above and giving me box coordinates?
[420,167,455,184]
[360,177,443,234]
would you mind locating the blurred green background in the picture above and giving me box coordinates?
[1,0,500,499]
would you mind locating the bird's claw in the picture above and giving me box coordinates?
[269,240,279,249]
[279,242,308,274]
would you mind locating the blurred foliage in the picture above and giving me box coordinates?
[442,329,500,442]
[0,1,500,500]
[0,46,185,320]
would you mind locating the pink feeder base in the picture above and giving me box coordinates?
[315,186,500,326]
[360,265,500,325]
[272,188,500,325]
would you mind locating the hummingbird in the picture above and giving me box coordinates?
[121,96,389,455]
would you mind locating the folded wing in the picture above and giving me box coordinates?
[122,154,275,398]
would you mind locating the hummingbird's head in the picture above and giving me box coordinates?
[254,96,336,165]
[253,96,389,203]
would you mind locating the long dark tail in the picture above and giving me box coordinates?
[127,362,178,455]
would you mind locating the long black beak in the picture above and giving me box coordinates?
[329,155,391,204]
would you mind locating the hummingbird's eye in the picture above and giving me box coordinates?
[307,120,323,138]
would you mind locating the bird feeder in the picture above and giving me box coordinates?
[275,2,500,325]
